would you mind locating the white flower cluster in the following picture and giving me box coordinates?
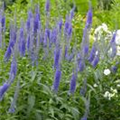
[94,23,109,34]
[94,23,120,56]
[94,23,111,41]
[115,30,120,45]
[103,87,118,100]
[114,79,120,87]
[116,46,120,56]
[115,30,120,56]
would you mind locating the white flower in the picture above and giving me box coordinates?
[95,51,99,55]
[115,37,120,45]
[113,89,117,94]
[115,30,120,45]
[117,84,120,87]
[94,26,102,34]
[102,23,108,32]
[108,48,112,55]
[110,87,118,94]
[103,91,110,97]
[110,93,115,98]
[93,84,98,87]
[103,91,111,100]
[94,23,111,41]
[103,87,118,100]
[117,30,120,35]
[104,69,111,75]
[117,46,120,56]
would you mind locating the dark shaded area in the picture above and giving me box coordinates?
[4,0,16,9]
[20,0,28,4]
[97,0,114,10]
[4,0,28,9]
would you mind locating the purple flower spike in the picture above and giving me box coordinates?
[34,13,40,33]
[9,80,20,113]
[52,69,61,92]
[67,53,74,62]
[46,28,50,40]
[64,15,70,34]
[4,46,12,62]
[81,26,89,57]
[64,45,68,59]
[86,8,92,28]
[80,78,87,96]
[26,34,30,51]
[4,29,16,62]
[51,27,57,44]
[26,10,32,31]
[91,55,99,68]
[83,44,89,55]
[110,31,117,44]
[26,19,30,31]
[19,38,26,56]
[69,73,77,94]
[88,45,96,63]
[45,0,50,13]
[68,23,72,37]
[111,43,117,58]
[28,10,33,18]
[79,59,85,72]
[58,19,63,32]
[54,47,61,69]
[9,57,17,83]
[19,28,24,38]
[9,107,15,113]
[81,116,87,120]
[0,83,9,101]
[80,88,86,96]
[110,31,117,58]
[1,16,5,30]
[111,65,117,73]
[81,5,92,56]
[43,28,49,47]
[19,28,26,56]
[70,6,75,19]
[35,5,40,20]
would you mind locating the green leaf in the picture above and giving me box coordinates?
[28,95,35,110]
[35,113,42,120]
[49,107,54,117]
[70,107,80,120]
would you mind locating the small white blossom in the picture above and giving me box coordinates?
[102,23,108,32]
[111,87,118,94]
[93,84,98,87]
[110,93,115,98]
[103,91,110,97]
[94,26,102,34]
[103,90,117,100]
[103,91,111,100]
[108,48,112,55]
[95,51,99,55]
[117,84,120,87]
[115,37,120,45]
[104,69,111,75]
[117,46,120,56]
[94,23,111,41]
[115,30,120,45]
[113,89,117,94]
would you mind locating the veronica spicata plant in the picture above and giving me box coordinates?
[0,0,120,120]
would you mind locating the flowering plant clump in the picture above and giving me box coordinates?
[0,0,120,120]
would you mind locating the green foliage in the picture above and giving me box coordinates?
[0,0,120,120]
